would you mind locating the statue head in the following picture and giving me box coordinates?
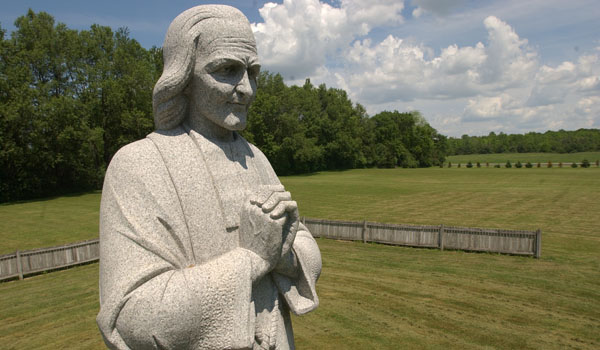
[152,5,259,131]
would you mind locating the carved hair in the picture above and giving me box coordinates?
[152,5,253,130]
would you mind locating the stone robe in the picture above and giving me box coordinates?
[97,126,321,350]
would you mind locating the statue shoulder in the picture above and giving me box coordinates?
[108,127,187,174]
[106,138,161,176]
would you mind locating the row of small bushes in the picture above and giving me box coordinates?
[444,159,597,168]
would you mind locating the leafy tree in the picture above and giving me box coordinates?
[0,10,159,202]
[447,128,600,155]
[1,11,452,201]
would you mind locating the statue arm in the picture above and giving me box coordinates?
[272,223,322,315]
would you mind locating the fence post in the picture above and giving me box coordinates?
[16,250,24,280]
[362,220,368,243]
[535,229,542,258]
[439,225,445,251]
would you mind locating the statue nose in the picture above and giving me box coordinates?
[235,70,254,99]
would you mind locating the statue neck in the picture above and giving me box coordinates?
[184,115,235,143]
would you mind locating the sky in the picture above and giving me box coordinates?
[1,0,599,137]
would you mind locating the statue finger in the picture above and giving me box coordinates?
[249,185,285,206]
[269,200,297,219]
[262,191,292,213]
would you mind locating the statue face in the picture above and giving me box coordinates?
[188,43,260,132]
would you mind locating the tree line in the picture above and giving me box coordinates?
[243,73,447,175]
[2,11,599,203]
[447,129,600,155]
[0,10,445,202]
[1,10,162,202]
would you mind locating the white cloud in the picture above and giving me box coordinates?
[251,0,404,79]
[478,16,538,87]
[252,0,600,136]
[464,94,515,120]
[411,0,465,18]
[341,16,538,103]
[341,0,404,29]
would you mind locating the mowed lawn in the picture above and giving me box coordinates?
[1,167,599,349]
[446,151,600,165]
[0,191,101,254]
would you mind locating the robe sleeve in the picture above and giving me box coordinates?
[249,143,322,315]
[97,140,255,350]
[272,224,322,315]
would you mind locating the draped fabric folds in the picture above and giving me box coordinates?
[97,127,321,350]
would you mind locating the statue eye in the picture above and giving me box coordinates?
[248,66,260,78]
[216,64,239,76]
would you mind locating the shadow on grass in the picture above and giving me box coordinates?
[0,189,102,207]
[282,167,376,177]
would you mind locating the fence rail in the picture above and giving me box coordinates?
[302,217,541,258]
[0,218,540,281]
[0,239,99,281]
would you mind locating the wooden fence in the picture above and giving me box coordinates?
[0,239,99,281]
[0,218,540,281]
[302,217,541,258]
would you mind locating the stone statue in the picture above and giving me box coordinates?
[97,5,321,349]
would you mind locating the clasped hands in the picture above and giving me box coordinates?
[239,185,299,282]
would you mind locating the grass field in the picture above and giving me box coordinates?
[1,168,599,349]
[446,151,600,164]
[0,191,101,254]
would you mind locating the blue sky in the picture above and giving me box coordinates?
[2,0,599,136]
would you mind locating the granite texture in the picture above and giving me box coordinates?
[97,5,321,350]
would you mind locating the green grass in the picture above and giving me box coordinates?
[446,151,600,164]
[0,264,101,350]
[1,168,600,349]
[0,191,101,254]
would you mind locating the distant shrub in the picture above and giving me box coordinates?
[547,161,553,168]
[494,164,501,168]
[537,162,541,168]
[448,161,452,168]
[581,159,590,168]
[525,162,533,168]
[515,161,522,168]
[466,161,473,168]
[458,163,461,168]
[571,162,578,168]
[505,161,512,168]
[596,160,599,167]
[439,162,444,168]
[476,162,481,168]
[558,162,562,168]
[486,162,489,167]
